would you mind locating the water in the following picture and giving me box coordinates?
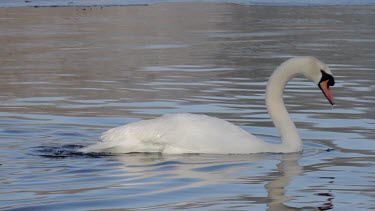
[0,3,374,210]
[1,0,375,7]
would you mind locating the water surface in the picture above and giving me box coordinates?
[0,3,374,210]
[1,0,375,7]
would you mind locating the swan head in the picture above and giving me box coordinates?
[284,56,335,105]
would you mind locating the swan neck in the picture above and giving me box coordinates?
[265,65,302,152]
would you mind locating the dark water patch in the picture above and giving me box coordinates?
[31,144,113,158]
[319,176,335,180]
[3,128,46,134]
[316,192,334,210]
[193,162,250,172]
[146,160,185,167]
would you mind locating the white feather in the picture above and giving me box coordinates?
[80,57,333,154]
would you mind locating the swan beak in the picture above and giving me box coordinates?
[319,80,334,105]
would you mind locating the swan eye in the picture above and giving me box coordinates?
[320,70,335,87]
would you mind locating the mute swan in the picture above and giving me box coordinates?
[81,56,335,154]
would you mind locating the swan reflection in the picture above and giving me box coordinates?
[109,152,334,210]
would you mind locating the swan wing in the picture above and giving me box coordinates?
[81,113,265,154]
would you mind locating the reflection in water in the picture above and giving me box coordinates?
[266,154,303,211]
[28,145,334,210]
[266,154,334,211]
[33,145,335,210]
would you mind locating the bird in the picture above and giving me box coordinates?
[80,56,335,154]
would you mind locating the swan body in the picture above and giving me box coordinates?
[82,113,281,154]
[81,56,335,154]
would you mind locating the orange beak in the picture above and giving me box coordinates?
[319,80,334,105]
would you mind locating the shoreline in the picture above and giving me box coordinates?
[1,0,375,8]
[0,2,375,11]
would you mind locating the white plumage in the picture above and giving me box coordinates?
[80,57,335,154]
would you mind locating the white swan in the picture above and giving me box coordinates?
[81,56,335,154]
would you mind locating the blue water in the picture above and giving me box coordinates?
[0,2,374,210]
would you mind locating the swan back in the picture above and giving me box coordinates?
[82,113,270,154]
